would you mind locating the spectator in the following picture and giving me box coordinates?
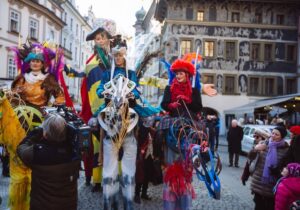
[274,163,300,210]
[215,116,220,150]
[206,115,216,155]
[241,128,271,185]
[17,113,80,210]
[227,119,243,167]
[250,126,289,210]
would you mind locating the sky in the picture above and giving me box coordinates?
[76,0,152,37]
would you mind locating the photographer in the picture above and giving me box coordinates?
[17,113,80,210]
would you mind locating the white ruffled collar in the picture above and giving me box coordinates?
[24,71,48,84]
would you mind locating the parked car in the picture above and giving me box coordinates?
[241,124,291,154]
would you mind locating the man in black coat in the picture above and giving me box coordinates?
[17,113,80,210]
[227,119,244,167]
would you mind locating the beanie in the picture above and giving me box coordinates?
[274,126,287,138]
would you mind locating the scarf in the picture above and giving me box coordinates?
[170,75,192,104]
[262,138,285,184]
[24,71,48,84]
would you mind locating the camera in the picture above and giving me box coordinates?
[43,106,91,160]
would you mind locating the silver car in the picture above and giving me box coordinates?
[241,124,291,154]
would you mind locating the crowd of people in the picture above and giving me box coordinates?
[0,22,299,210]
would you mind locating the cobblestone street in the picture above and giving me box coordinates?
[0,137,254,210]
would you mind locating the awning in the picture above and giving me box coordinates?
[224,93,300,115]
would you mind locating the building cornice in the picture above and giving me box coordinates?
[8,0,66,30]
[166,19,298,30]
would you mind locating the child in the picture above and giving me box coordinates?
[274,163,300,210]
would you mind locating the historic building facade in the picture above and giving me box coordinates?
[154,0,300,133]
[60,0,93,102]
[0,0,65,80]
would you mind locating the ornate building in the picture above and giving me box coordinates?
[154,0,300,133]
[60,0,93,102]
[0,0,65,80]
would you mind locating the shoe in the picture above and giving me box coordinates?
[228,164,233,167]
[235,165,239,168]
[134,195,141,204]
[141,194,151,200]
[91,183,102,193]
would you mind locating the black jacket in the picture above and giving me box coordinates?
[161,86,202,117]
[227,126,244,153]
[17,126,80,210]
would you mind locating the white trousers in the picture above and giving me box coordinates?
[102,132,137,210]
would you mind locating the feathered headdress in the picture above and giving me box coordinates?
[10,41,63,81]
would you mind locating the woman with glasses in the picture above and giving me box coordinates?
[241,129,271,185]
[250,126,289,210]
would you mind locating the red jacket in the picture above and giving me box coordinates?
[275,177,300,210]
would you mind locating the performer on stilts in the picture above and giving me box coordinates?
[64,25,113,189]
[159,59,203,210]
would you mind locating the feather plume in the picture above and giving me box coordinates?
[136,50,162,78]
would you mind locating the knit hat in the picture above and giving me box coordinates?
[287,163,300,177]
[170,59,195,76]
[273,126,287,138]
[254,128,271,139]
[290,125,300,136]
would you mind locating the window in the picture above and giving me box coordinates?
[81,52,84,65]
[186,7,193,20]
[63,38,66,48]
[204,41,215,57]
[209,6,216,21]
[249,77,260,95]
[264,78,275,95]
[232,12,240,23]
[286,78,297,94]
[180,40,192,55]
[251,43,261,61]
[50,30,55,40]
[29,18,38,40]
[10,10,20,33]
[70,42,72,51]
[7,56,17,79]
[76,24,78,36]
[276,14,284,25]
[202,74,214,84]
[225,41,236,60]
[287,45,296,61]
[64,12,67,22]
[82,30,85,41]
[197,11,204,21]
[70,18,73,31]
[254,13,262,24]
[224,76,235,94]
[264,44,273,61]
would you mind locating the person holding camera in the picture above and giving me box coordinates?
[17,113,80,210]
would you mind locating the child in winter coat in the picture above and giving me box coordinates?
[274,163,300,210]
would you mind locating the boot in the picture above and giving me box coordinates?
[91,183,102,192]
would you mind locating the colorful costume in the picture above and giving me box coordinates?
[96,45,140,210]
[64,27,113,187]
[0,93,30,210]
[159,59,202,210]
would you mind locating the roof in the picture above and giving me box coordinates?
[224,93,300,115]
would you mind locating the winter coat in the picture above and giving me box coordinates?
[275,177,300,210]
[17,126,80,210]
[227,126,243,153]
[250,142,289,197]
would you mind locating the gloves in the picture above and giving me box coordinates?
[168,102,181,110]
[176,95,191,103]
